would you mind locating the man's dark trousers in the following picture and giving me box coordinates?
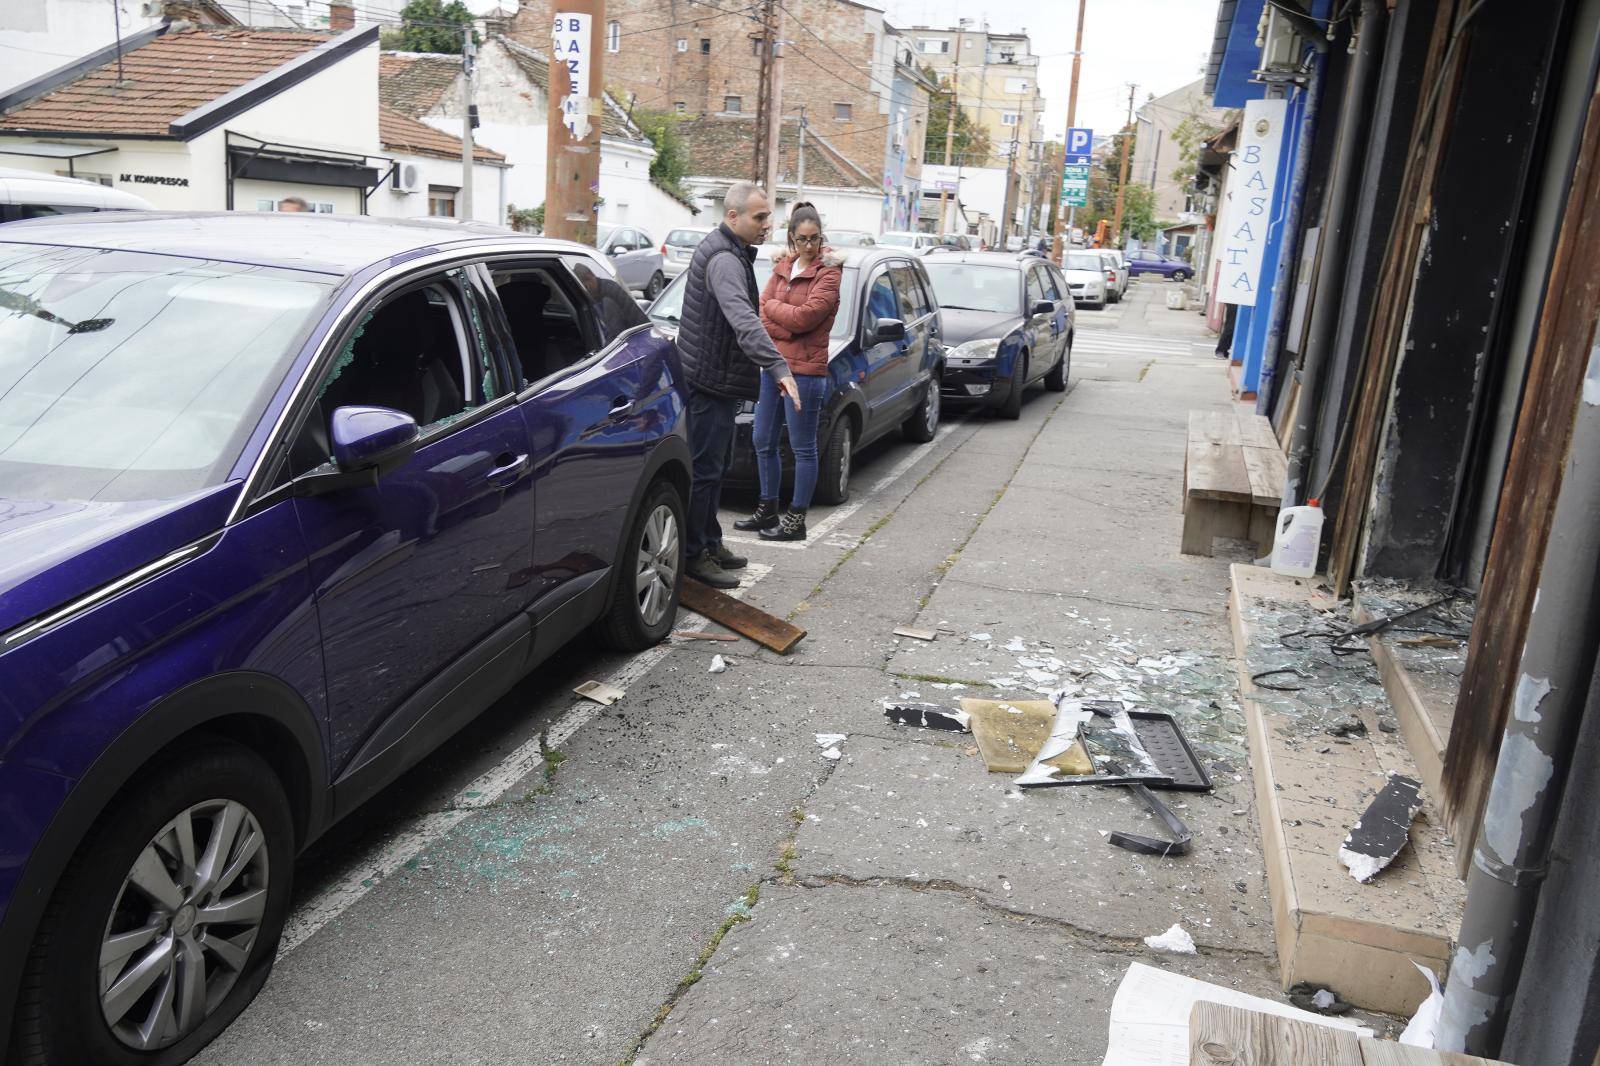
[686,389,740,560]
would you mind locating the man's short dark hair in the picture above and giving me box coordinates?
[278,196,310,212]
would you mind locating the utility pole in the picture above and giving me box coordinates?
[460,25,476,220]
[998,124,1020,247]
[937,23,965,237]
[1050,0,1086,263]
[1111,83,1135,243]
[545,0,606,244]
[795,105,807,203]
[764,3,785,198]
[751,0,777,186]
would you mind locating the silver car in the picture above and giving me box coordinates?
[661,226,710,279]
[597,224,667,298]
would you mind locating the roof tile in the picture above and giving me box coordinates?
[380,108,504,163]
[0,29,335,136]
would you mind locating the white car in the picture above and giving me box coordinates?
[1097,249,1129,303]
[661,226,711,278]
[878,230,941,252]
[0,167,151,223]
[1063,251,1108,310]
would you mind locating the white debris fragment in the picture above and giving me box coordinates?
[970,632,993,641]
[1338,846,1386,883]
[814,733,847,748]
[1025,668,1059,685]
[1004,637,1027,652]
[821,747,843,761]
[709,655,729,674]
[1142,923,1197,955]
[900,692,922,699]
[1312,989,1338,1011]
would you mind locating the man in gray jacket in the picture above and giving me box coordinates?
[676,181,801,588]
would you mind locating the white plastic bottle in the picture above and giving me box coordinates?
[1271,498,1324,578]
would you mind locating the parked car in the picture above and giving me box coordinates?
[937,233,972,251]
[1063,250,1110,310]
[1097,249,1128,303]
[1125,249,1193,281]
[827,229,876,247]
[0,212,691,1063]
[597,223,667,296]
[648,246,944,503]
[0,166,151,223]
[921,251,1072,420]
[660,226,711,279]
[877,230,942,252]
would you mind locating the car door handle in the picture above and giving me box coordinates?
[484,453,529,485]
[607,397,636,420]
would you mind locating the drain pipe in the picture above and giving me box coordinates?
[1436,348,1600,1055]
[1281,0,1385,504]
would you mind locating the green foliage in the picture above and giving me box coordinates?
[1120,185,1160,242]
[507,203,543,232]
[633,109,691,198]
[921,66,994,167]
[1169,112,1223,192]
[395,0,476,54]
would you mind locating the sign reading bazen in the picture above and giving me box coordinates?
[552,13,593,140]
[120,173,189,186]
[1216,98,1287,307]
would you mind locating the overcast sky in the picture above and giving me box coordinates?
[877,0,1220,144]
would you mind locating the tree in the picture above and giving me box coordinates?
[395,0,476,54]
[1168,112,1224,193]
[632,109,691,198]
[921,67,993,167]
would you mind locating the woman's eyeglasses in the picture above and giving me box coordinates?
[793,234,823,245]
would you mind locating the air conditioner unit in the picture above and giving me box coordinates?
[392,162,423,194]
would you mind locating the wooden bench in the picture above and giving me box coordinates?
[1189,1002,1507,1065]
[1182,409,1288,557]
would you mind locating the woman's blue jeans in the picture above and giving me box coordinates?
[753,372,829,509]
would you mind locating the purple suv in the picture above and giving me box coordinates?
[1125,250,1194,281]
[0,213,690,1062]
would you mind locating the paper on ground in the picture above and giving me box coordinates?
[1400,962,1442,1047]
[1101,962,1373,1066]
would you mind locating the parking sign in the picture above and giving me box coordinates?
[1061,164,1090,207]
[1065,127,1094,164]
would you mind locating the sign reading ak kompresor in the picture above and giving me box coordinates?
[120,173,189,186]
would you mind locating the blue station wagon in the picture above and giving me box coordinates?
[648,245,945,504]
[0,213,690,1063]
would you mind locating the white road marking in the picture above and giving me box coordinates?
[278,564,774,957]
[723,420,960,552]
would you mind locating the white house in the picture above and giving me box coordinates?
[381,37,700,235]
[0,24,507,220]
[920,162,1011,241]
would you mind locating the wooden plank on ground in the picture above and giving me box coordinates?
[1359,1039,1503,1065]
[679,578,806,654]
[1187,435,1252,503]
[1241,444,1288,506]
[1190,1002,1364,1066]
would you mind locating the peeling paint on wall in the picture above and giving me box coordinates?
[1512,674,1552,723]
[1481,732,1555,865]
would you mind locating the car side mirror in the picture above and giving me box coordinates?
[1030,300,1054,316]
[870,318,907,344]
[331,405,419,477]
[608,245,626,256]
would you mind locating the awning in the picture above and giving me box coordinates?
[225,133,381,190]
[0,141,118,178]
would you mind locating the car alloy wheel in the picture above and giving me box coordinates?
[923,381,940,435]
[99,799,270,1051]
[635,502,679,628]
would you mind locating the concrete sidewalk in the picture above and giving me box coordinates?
[633,284,1286,1064]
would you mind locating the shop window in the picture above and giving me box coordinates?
[428,185,458,218]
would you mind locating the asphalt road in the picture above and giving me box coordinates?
[196,278,1281,1066]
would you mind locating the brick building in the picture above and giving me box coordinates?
[505,0,928,214]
